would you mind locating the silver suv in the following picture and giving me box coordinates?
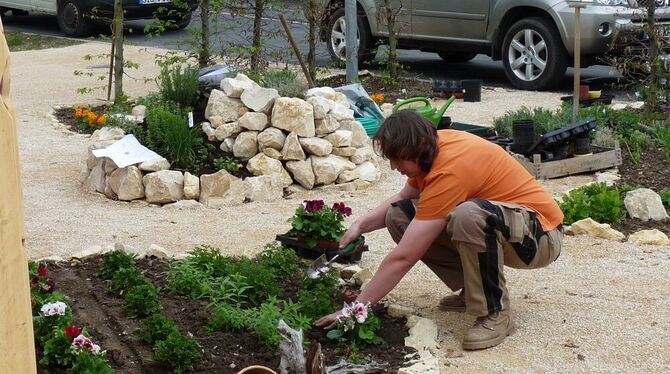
[320,0,670,90]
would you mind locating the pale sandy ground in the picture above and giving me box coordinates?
[9,41,670,373]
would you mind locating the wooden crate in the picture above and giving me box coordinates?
[515,141,622,179]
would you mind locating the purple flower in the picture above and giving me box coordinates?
[303,200,325,213]
[332,202,352,217]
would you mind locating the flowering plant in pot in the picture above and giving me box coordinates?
[284,200,352,248]
[326,301,383,346]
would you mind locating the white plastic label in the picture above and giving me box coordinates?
[188,112,194,128]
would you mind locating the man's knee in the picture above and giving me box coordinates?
[385,203,411,244]
[447,200,490,246]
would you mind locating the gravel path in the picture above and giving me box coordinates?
[11,42,670,373]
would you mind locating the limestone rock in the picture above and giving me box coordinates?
[199,170,246,208]
[205,89,244,122]
[83,159,107,193]
[271,97,315,137]
[238,111,269,131]
[565,218,625,241]
[610,103,627,111]
[263,147,283,159]
[247,153,292,187]
[354,161,381,182]
[69,245,110,261]
[329,102,355,121]
[219,138,235,153]
[311,155,356,185]
[405,315,440,352]
[315,114,340,136]
[143,170,184,204]
[220,76,254,98]
[135,244,170,259]
[214,121,243,140]
[162,200,203,210]
[257,127,286,150]
[244,174,284,202]
[336,169,360,184]
[307,96,332,119]
[387,304,415,319]
[233,131,259,160]
[285,160,315,189]
[132,105,146,118]
[240,86,280,114]
[623,188,669,221]
[397,353,441,374]
[281,132,306,161]
[305,86,337,99]
[317,180,371,192]
[352,268,373,286]
[331,92,350,108]
[299,137,333,156]
[331,146,357,157]
[90,126,125,142]
[103,159,118,175]
[595,169,620,187]
[338,120,369,147]
[324,130,352,147]
[138,157,170,172]
[628,229,670,245]
[201,122,216,141]
[340,265,362,279]
[183,172,200,200]
[108,166,145,201]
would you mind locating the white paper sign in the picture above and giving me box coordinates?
[188,112,194,128]
[92,134,163,168]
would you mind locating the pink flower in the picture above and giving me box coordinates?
[332,202,352,217]
[303,199,325,213]
[72,334,103,355]
[352,302,368,323]
[90,344,101,354]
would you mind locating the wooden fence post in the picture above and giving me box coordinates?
[0,19,38,374]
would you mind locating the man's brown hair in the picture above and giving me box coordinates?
[373,110,438,173]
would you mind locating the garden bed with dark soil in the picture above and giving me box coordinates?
[317,73,441,104]
[39,256,413,374]
[612,146,670,236]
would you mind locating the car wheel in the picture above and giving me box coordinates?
[438,51,477,63]
[501,17,567,90]
[326,7,376,64]
[57,0,93,37]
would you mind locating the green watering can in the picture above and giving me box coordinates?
[392,95,456,127]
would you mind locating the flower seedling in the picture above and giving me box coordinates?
[287,200,353,248]
[327,302,384,347]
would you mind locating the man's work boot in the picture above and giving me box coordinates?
[462,311,515,350]
[438,289,466,312]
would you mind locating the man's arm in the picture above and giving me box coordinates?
[355,217,447,305]
[340,182,419,246]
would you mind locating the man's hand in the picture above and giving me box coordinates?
[314,310,342,330]
[339,223,362,248]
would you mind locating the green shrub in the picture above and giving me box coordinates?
[622,130,649,164]
[141,314,180,345]
[256,243,302,281]
[183,245,233,277]
[123,284,162,318]
[660,188,670,207]
[297,274,339,320]
[208,303,250,332]
[652,123,670,162]
[200,273,252,305]
[69,350,114,374]
[158,64,200,109]
[259,69,307,98]
[166,262,211,299]
[559,182,627,225]
[154,332,202,374]
[146,106,203,169]
[105,114,146,145]
[213,156,241,174]
[248,297,311,348]
[39,328,75,367]
[226,258,281,303]
[110,267,147,294]
[99,250,136,280]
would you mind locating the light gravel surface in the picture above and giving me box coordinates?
[11,42,670,373]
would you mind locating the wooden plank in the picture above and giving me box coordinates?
[515,141,622,180]
[0,20,38,374]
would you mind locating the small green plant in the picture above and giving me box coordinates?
[326,302,384,347]
[207,303,250,332]
[158,64,200,109]
[110,267,147,294]
[200,273,252,305]
[623,129,648,164]
[256,243,302,282]
[259,69,307,98]
[659,188,670,207]
[559,182,627,225]
[146,106,203,169]
[652,123,670,162]
[183,245,232,276]
[248,297,311,348]
[141,314,180,345]
[166,262,211,299]
[286,200,353,247]
[39,328,76,367]
[154,332,203,374]
[297,274,339,320]
[99,250,136,280]
[225,259,280,303]
[213,156,241,174]
[123,284,162,318]
[69,350,114,374]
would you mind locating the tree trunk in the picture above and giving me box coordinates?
[199,0,211,68]
[113,0,124,103]
[646,0,658,115]
[307,0,318,81]
[384,0,398,81]
[251,0,264,73]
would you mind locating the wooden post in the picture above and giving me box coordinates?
[569,1,587,122]
[0,20,38,374]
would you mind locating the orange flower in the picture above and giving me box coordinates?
[96,114,107,126]
[86,111,98,124]
[370,93,385,104]
[74,107,84,118]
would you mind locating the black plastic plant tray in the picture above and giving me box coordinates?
[526,118,597,156]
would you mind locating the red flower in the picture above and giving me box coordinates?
[332,202,352,217]
[65,325,82,339]
[38,264,48,277]
[304,199,325,213]
[31,276,40,287]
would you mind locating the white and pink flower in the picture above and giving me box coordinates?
[40,301,67,317]
[340,301,370,324]
[72,334,103,355]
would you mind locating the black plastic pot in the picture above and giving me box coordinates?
[511,119,535,155]
[461,79,482,102]
[275,234,365,263]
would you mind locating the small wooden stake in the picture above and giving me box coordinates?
[279,14,315,88]
[0,19,38,374]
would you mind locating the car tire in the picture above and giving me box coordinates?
[501,17,567,90]
[326,7,376,64]
[438,51,477,63]
[56,0,93,37]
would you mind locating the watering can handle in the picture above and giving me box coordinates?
[392,97,432,113]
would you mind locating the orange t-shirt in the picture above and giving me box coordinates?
[408,130,563,231]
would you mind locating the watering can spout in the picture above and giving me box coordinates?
[435,95,456,120]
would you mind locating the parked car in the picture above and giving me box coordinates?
[0,0,197,37]
[319,0,670,90]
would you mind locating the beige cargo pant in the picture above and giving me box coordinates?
[386,198,563,317]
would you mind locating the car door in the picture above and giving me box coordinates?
[373,0,413,38]
[30,0,56,13]
[411,0,490,41]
